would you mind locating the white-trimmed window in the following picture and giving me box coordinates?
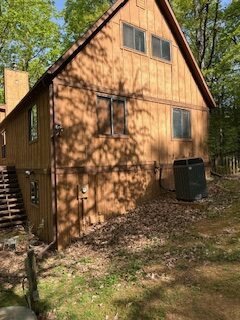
[97,95,127,136]
[151,35,171,61]
[172,108,191,139]
[123,23,146,53]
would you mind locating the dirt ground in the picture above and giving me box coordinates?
[0,176,240,320]
[0,179,216,284]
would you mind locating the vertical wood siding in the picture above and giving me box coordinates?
[53,0,210,247]
[0,88,53,242]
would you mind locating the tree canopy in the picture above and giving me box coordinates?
[170,0,240,157]
[63,0,111,48]
[0,0,240,158]
[0,0,62,102]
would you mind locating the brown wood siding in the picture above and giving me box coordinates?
[0,88,53,242]
[53,0,210,247]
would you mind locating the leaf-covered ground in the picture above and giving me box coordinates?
[1,177,240,320]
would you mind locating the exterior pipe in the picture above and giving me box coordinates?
[49,82,58,249]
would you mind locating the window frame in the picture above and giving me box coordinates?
[122,22,147,54]
[96,94,128,137]
[30,180,39,205]
[172,107,192,140]
[28,104,38,143]
[151,34,172,63]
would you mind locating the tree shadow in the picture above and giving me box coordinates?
[53,17,173,248]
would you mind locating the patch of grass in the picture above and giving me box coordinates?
[3,179,240,319]
[0,285,26,308]
[78,257,93,264]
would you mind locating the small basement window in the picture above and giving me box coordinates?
[172,108,191,139]
[28,104,38,142]
[123,23,146,53]
[30,181,39,205]
[97,96,127,136]
[151,35,171,61]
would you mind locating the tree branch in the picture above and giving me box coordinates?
[206,0,220,69]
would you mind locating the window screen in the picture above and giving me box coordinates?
[29,105,38,141]
[151,35,171,61]
[97,96,127,136]
[173,108,191,139]
[162,40,171,61]
[152,36,161,59]
[123,23,146,53]
[123,23,134,49]
[113,100,125,135]
[97,97,111,135]
[30,181,39,205]
[135,28,145,52]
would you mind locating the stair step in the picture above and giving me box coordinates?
[0,173,18,179]
[0,188,21,194]
[0,208,25,216]
[0,203,24,210]
[0,183,19,189]
[0,219,27,228]
[0,172,17,177]
[0,198,23,204]
[0,213,27,222]
[0,166,15,171]
[0,193,22,199]
[0,166,26,228]
[0,177,18,182]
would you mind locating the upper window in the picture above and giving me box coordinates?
[151,35,171,61]
[28,105,38,142]
[123,23,146,53]
[1,130,6,159]
[172,108,191,139]
[30,181,39,205]
[97,96,127,136]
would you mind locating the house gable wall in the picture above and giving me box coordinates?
[53,0,210,247]
[54,0,209,169]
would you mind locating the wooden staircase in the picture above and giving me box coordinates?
[0,166,26,228]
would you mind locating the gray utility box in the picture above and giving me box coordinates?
[173,157,208,201]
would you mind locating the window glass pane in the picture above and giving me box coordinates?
[1,131,6,158]
[173,108,191,139]
[173,109,182,138]
[123,23,134,49]
[29,105,38,141]
[182,110,191,138]
[30,181,39,204]
[135,29,145,53]
[152,36,161,58]
[113,100,125,135]
[162,40,171,61]
[35,182,39,204]
[30,182,35,203]
[97,97,111,135]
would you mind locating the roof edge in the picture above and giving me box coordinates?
[0,0,128,128]
[158,0,216,108]
[0,0,216,129]
[48,0,128,76]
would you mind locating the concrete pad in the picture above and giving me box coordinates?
[0,306,37,320]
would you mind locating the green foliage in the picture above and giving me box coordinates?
[0,87,4,105]
[63,0,111,48]
[170,0,240,157]
[0,0,62,103]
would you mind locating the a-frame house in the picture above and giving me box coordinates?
[0,0,216,248]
